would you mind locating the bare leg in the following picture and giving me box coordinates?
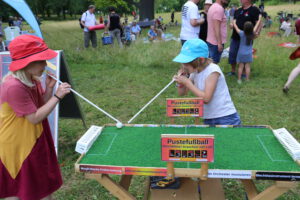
[231,63,236,73]
[284,63,300,89]
[245,63,251,81]
[238,63,244,81]
[5,197,19,200]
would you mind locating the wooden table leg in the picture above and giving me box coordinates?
[250,181,297,200]
[85,173,136,200]
[143,177,151,200]
[120,175,133,191]
[199,179,225,200]
[241,180,258,199]
[200,163,208,180]
[167,162,175,180]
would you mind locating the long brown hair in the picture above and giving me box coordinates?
[244,21,254,46]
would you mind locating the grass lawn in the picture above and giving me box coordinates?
[8,3,299,200]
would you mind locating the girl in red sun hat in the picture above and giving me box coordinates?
[0,35,71,200]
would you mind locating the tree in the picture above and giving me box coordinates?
[138,0,154,21]
[155,0,183,12]
[94,0,134,14]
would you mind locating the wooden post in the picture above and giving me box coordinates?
[143,177,151,200]
[200,163,208,180]
[85,173,136,200]
[167,162,175,180]
[241,180,258,199]
[119,175,133,191]
[250,181,297,200]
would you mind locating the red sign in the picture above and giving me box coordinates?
[166,98,203,117]
[161,134,214,162]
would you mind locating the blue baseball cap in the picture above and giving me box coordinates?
[173,39,209,63]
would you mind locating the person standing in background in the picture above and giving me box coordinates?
[171,11,175,23]
[199,0,212,42]
[107,7,123,47]
[228,0,261,76]
[180,0,203,45]
[13,17,22,31]
[81,5,98,48]
[207,0,229,64]
[8,16,14,27]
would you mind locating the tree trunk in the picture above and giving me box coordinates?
[138,0,154,21]
[47,9,51,18]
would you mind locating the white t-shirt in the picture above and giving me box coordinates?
[180,1,200,40]
[280,21,291,30]
[81,11,97,32]
[191,63,237,119]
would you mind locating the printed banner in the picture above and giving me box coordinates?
[166,98,203,117]
[208,170,252,179]
[79,165,167,176]
[80,165,123,175]
[125,167,167,176]
[256,172,300,181]
[161,134,214,162]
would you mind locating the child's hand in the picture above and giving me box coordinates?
[55,83,71,99]
[46,72,57,89]
[177,68,185,76]
[173,75,190,86]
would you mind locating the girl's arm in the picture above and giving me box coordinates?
[174,72,219,103]
[254,14,262,33]
[26,83,71,124]
[233,19,241,34]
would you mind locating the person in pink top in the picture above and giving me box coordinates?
[207,0,230,64]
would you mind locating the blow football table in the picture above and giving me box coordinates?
[75,124,300,200]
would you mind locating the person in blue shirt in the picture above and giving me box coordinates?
[131,21,141,39]
[148,25,157,41]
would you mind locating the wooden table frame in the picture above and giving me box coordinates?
[75,160,299,200]
[75,124,299,199]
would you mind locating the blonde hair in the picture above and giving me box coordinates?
[2,69,38,88]
[190,58,212,69]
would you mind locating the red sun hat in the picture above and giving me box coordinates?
[8,35,57,72]
[290,47,300,60]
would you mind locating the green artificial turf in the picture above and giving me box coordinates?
[79,126,300,172]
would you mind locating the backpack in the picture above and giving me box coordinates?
[79,12,87,29]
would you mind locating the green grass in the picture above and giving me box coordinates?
[32,5,300,200]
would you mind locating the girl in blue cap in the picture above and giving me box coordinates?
[173,38,241,125]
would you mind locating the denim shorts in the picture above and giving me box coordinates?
[207,42,223,64]
[204,113,241,126]
[228,39,240,64]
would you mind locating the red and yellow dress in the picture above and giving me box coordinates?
[0,75,62,200]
